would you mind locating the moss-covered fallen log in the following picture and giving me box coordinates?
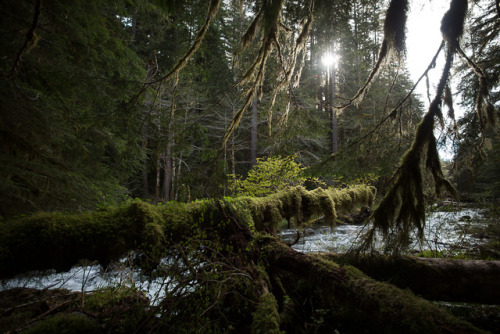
[0,185,375,278]
[0,182,492,333]
[257,235,485,334]
[326,254,500,305]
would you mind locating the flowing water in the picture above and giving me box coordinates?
[0,207,487,299]
[281,207,486,253]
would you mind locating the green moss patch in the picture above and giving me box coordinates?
[251,292,280,334]
[23,313,102,334]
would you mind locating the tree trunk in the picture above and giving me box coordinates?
[163,90,176,202]
[0,185,376,278]
[154,152,161,201]
[163,151,171,202]
[329,253,500,305]
[142,130,149,198]
[331,108,338,154]
[331,50,338,154]
[250,96,258,167]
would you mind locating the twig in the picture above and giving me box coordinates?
[13,298,75,333]
[9,0,42,77]
[1,291,76,316]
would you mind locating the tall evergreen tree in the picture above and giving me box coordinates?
[0,0,145,216]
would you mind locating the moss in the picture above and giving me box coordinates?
[239,185,375,232]
[22,314,102,334]
[251,292,280,334]
[330,185,376,216]
[84,286,149,331]
[0,206,140,277]
[142,222,165,251]
[334,265,486,334]
[261,244,484,334]
[1,185,376,278]
[309,254,342,278]
[435,302,500,333]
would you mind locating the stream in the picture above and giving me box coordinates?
[0,206,487,301]
[281,207,486,253]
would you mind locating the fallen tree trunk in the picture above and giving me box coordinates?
[0,185,375,278]
[257,235,485,334]
[327,254,500,305]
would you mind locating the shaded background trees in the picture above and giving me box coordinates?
[0,0,497,217]
[0,0,145,215]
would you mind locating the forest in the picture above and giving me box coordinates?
[0,0,499,332]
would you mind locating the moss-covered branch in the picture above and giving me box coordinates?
[0,185,375,278]
[366,0,468,252]
[241,185,376,233]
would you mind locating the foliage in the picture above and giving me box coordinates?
[0,0,146,216]
[228,155,308,197]
[475,137,500,199]
[452,0,499,197]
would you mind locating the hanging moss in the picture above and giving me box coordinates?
[150,0,222,86]
[384,0,409,56]
[366,17,461,251]
[340,0,409,109]
[331,185,376,216]
[223,0,313,143]
[441,0,468,52]
[241,185,375,233]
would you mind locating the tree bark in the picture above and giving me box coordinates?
[331,64,338,154]
[142,131,149,198]
[163,90,176,202]
[154,152,161,201]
